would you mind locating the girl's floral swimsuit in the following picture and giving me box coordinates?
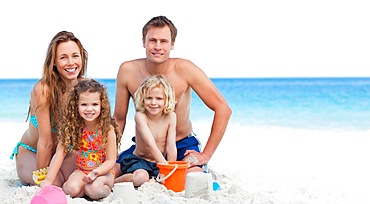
[75,128,113,175]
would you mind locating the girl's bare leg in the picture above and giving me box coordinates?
[85,172,114,200]
[63,170,86,198]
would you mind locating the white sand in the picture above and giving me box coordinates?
[1,122,370,203]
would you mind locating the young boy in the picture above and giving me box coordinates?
[116,75,177,187]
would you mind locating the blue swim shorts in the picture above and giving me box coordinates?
[117,131,202,162]
[118,153,159,178]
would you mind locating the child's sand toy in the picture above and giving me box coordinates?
[112,182,138,203]
[185,172,213,198]
[156,161,189,192]
[30,185,67,204]
[32,167,48,185]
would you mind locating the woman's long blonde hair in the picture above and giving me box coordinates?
[28,31,88,132]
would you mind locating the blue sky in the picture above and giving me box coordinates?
[1,0,369,78]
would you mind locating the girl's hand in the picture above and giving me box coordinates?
[39,179,52,188]
[82,169,99,182]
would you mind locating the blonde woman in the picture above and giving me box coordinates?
[10,31,88,186]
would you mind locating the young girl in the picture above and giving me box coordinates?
[40,79,121,200]
[115,75,177,187]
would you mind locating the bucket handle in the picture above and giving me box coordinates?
[156,164,178,183]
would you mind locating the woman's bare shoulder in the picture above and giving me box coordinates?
[31,81,50,98]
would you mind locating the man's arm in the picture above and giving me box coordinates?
[183,60,232,165]
[113,63,131,134]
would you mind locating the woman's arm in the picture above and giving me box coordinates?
[33,83,55,170]
[40,142,67,187]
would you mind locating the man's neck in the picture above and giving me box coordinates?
[145,58,171,75]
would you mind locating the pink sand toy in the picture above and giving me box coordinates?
[30,185,67,204]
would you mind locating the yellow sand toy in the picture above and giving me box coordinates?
[32,167,48,185]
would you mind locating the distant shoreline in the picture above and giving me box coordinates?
[1,76,370,80]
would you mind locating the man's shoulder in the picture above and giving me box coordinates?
[120,58,145,68]
[118,58,145,76]
[170,58,198,73]
[171,58,193,65]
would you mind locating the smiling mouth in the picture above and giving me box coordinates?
[85,113,95,118]
[65,67,77,73]
[152,52,163,56]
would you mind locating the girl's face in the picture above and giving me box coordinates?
[144,87,165,116]
[78,92,101,123]
[55,41,82,81]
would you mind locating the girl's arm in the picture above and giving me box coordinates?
[40,142,67,187]
[83,126,117,182]
[135,113,167,164]
[166,112,177,161]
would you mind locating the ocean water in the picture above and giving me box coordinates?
[1,78,369,131]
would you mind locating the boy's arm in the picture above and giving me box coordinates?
[166,112,177,161]
[135,113,167,164]
[40,142,67,187]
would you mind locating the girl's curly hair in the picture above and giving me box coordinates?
[58,79,121,155]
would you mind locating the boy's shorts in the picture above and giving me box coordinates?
[117,132,201,162]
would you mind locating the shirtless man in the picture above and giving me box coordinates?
[113,16,231,179]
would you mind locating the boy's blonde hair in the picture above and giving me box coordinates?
[134,75,176,114]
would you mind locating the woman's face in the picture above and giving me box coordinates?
[55,41,82,81]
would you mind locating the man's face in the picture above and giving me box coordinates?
[143,26,174,63]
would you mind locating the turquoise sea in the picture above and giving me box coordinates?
[1,78,369,131]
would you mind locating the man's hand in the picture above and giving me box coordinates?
[183,150,210,167]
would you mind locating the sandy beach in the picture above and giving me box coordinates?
[2,122,370,203]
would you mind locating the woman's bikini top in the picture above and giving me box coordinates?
[30,115,57,133]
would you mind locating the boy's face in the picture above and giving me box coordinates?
[143,26,174,64]
[144,87,165,116]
